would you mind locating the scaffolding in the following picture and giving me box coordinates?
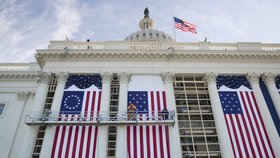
[25,110,176,126]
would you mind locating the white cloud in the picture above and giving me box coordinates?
[0,1,30,62]
[51,0,82,40]
[0,0,52,62]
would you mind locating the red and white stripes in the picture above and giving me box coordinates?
[51,91,102,158]
[224,90,274,158]
[127,91,171,158]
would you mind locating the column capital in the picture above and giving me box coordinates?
[36,71,52,84]
[55,72,69,83]
[205,72,218,83]
[101,72,113,83]
[118,72,130,84]
[262,72,278,85]
[17,91,35,100]
[247,72,261,85]
[161,72,175,84]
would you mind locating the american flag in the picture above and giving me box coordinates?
[174,16,197,34]
[51,75,102,158]
[127,75,171,158]
[217,76,275,158]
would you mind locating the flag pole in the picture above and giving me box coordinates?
[172,14,176,41]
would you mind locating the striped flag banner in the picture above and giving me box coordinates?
[127,75,171,158]
[51,75,102,158]
[217,76,275,158]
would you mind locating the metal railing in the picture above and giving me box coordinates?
[25,110,175,126]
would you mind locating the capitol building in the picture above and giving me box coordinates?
[0,9,280,158]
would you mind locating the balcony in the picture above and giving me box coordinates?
[25,110,175,126]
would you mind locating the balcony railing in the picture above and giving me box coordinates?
[0,66,29,71]
[47,41,280,51]
[25,110,175,126]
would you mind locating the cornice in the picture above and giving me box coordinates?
[0,72,38,80]
[35,49,280,67]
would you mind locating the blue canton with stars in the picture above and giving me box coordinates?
[128,91,148,114]
[276,76,280,90]
[219,92,243,114]
[60,91,84,114]
[65,75,102,89]
[217,76,251,89]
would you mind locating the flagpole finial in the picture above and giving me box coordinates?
[144,7,149,18]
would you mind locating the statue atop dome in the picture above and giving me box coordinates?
[144,7,149,18]
[124,8,174,42]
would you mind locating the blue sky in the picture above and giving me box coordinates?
[1,0,280,62]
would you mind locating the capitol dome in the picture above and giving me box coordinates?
[125,8,174,42]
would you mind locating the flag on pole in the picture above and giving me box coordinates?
[174,16,197,34]
[51,75,102,158]
[127,75,171,158]
[217,76,275,158]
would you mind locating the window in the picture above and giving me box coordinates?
[0,103,6,117]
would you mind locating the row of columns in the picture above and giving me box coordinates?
[206,72,280,157]
[24,71,280,158]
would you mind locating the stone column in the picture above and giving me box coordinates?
[9,91,35,158]
[262,72,280,118]
[161,72,182,158]
[50,72,69,111]
[40,72,68,158]
[205,72,234,158]
[115,72,130,158]
[25,72,51,158]
[247,72,280,156]
[97,72,113,158]
[33,72,52,112]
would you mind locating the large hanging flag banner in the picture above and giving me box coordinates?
[51,75,102,158]
[217,76,275,158]
[127,75,171,158]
